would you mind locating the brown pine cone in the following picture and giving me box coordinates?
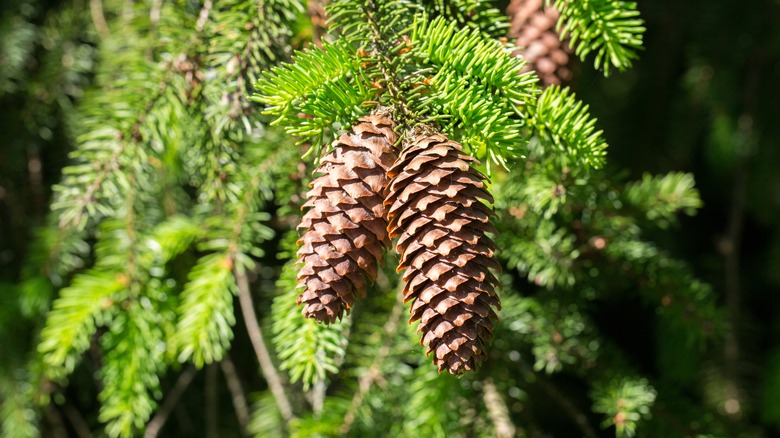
[507,0,573,87]
[385,131,501,375]
[308,0,328,47]
[296,111,399,323]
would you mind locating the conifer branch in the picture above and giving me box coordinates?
[603,239,720,339]
[0,371,43,437]
[591,376,656,437]
[21,222,88,300]
[482,378,517,438]
[340,292,405,435]
[623,172,702,227]
[401,363,468,435]
[426,0,509,40]
[409,16,539,169]
[5,2,714,437]
[89,0,109,38]
[53,9,199,232]
[220,357,250,436]
[272,259,350,390]
[143,366,197,438]
[344,0,419,125]
[38,271,126,380]
[55,136,125,230]
[235,265,295,423]
[97,304,166,438]
[38,212,196,434]
[549,0,644,75]
[175,253,237,366]
[253,41,374,153]
[247,392,285,436]
[180,148,298,422]
[326,0,420,46]
[201,0,302,138]
[526,85,607,169]
[249,0,304,75]
[176,147,284,366]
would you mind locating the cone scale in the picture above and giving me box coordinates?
[296,112,399,323]
[385,131,501,375]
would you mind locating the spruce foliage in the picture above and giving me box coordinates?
[5,0,769,437]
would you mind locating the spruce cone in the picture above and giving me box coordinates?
[507,0,572,87]
[385,131,501,374]
[308,0,327,47]
[296,112,398,323]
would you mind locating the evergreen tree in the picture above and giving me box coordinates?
[2,0,775,437]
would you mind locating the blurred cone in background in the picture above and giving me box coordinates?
[507,0,573,87]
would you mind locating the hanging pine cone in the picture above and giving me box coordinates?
[385,130,501,374]
[507,0,573,87]
[296,112,399,323]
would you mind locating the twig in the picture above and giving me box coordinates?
[533,372,598,438]
[144,366,197,438]
[206,364,218,438]
[45,404,69,438]
[340,292,405,435]
[221,357,251,436]
[482,378,518,438]
[60,400,92,438]
[309,378,327,417]
[308,321,352,417]
[89,0,110,38]
[59,144,122,229]
[235,266,295,422]
[721,47,762,421]
[722,151,746,419]
[363,3,416,125]
[59,72,175,230]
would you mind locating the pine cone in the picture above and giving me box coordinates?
[296,112,399,323]
[507,0,572,87]
[308,0,327,47]
[385,131,501,374]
